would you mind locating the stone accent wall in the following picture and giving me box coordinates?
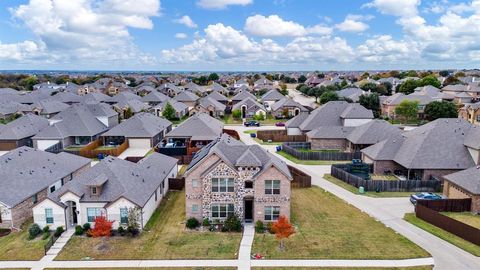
[11,188,48,229]
[308,138,347,151]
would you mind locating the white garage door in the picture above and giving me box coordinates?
[37,140,60,150]
[128,139,151,148]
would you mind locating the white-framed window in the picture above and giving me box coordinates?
[211,178,234,192]
[192,179,199,188]
[264,206,280,221]
[211,203,234,218]
[45,208,54,224]
[265,180,281,195]
[87,208,103,222]
[91,187,97,195]
[120,208,128,224]
[192,204,199,213]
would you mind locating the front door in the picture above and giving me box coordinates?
[244,199,253,223]
[72,204,78,224]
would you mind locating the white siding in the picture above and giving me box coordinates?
[96,116,109,127]
[48,179,63,194]
[106,198,137,229]
[33,199,66,229]
[59,192,82,225]
[468,147,479,165]
[79,202,106,226]
[343,118,372,127]
[287,128,302,135]
[36,140,60,150]
[128,138,151,148]
[0,202,12,221]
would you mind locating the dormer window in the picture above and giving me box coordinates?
[91,187,97,195]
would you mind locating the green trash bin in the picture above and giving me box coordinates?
[359,186,365,194]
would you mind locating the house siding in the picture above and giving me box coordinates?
[308,137,347,151]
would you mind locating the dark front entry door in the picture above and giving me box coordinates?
[244,199,253,222]
[72,204,78,224]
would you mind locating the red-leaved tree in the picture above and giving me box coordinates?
[272,215,295,250]
[89,216,113,238]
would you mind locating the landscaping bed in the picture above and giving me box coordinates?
[252,187,429,259]
[56,191,242,260]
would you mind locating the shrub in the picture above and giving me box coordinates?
[54,226,64,237]
[232,109,242,119]
[186,217,200,229]
[89,216,113,238]
[267,222,275,234]
[255,220,265,233]
[42,225,50,233]
[41,232,50,240]
[223,215,242,232]
[28,223,41,239]
[253,112,265,121]
[82,223,91,232]
[74,225,83,235]
[118,226,126,236]
[202,218,211,227]
[127,226,140,237]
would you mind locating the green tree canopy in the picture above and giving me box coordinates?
[319,91,339,104]
[162,102,176,120]
[208,73,219,82]
[398,79,418,95]
[395,100,419,123]
[418,75,441,88]
[424,101,458,121]
[359,93,380,118]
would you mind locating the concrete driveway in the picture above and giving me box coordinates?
[117,147,151,160]
[229,124,480,270]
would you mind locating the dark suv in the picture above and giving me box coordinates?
[244,120,260,127]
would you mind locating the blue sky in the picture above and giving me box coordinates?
[0,0,479,71]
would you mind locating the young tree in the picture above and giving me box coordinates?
[418,75,441,88]
[359,93,380,118]
[89,216,113,238]
[272,215,295,250]
[319,91,339,104]
[123,107,133,119]
[395,100,419,123]
[208,73,219,82]
[424,101,458,121]
[398,79,419,95]
[162,102,176,120]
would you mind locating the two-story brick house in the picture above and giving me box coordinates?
[184,134,292,223]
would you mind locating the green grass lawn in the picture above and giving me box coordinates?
[404,213,480,256]
[252,187,429,259]
[223,115,285,126]
[64,145,86,151]
[441,212,480,229]
[369,174,399,181]
[0,222,50,260]
[243,130,257,134]
[323,174,415,198]
[242,130,282,145]
[56,191,242,260]
[277,151,347,165]
[296,148,340,153]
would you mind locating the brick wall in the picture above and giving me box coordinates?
[11,188,48,229]
[308,138,347,151]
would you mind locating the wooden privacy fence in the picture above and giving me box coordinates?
[417,198,471,212]
[169,177,185,190]
[415,203,480,246]
[288,165,311,188]
[331,164,442,192]
[283,142,362,161]
[79,139,129,158]
[257,130,306,142]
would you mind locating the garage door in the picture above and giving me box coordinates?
[0,141,17,151]
[128,138,151,148]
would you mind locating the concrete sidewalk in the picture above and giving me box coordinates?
[238,224,255,270]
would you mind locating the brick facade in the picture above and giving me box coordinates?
[10,188,48,229]
[308,138,347,151]
[443,181,480,214]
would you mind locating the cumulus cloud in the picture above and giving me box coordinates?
[175,33,188,39]
[197,0,252,9]
[336,19,369,32]
[244,14,332,37]
[173,15,197,28]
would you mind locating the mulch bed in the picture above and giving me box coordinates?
[0,228,11,237]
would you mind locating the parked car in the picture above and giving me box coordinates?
[275,122,285,127]
[410,192,444,205]
[244,120,260,127]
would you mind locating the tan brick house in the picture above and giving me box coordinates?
[442,167,480,214]
[184,134,292,223]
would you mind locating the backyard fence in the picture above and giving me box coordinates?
[169,177,185,190]
[331,164,442,192]
[257,130,306,142]
[416,198,472,212]
[78,139,129,158]
[283,142,362,161]
[415,203,480,246]
[288,165,311,188]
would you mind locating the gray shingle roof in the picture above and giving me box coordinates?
[232,90,256,102]
[107,91,141,103]
[32,99,70,114]
[102,113,172,138]
[141,91,169,103]
[0,147,90,207]
[153,100,188,113]
[0,114,49,140]
[346,120,402,145]
[165,113,223,141]
[173,91,200,102]
[198,97,226,111]
[206,91,228,102]
[464,126,480,150]
[306,126,354,139]
[271,97,307,112]
[261,89,284,101]
[114,99,151,113]
[48,153,177,207]
[361,134,405,161]
[443,166,480,195]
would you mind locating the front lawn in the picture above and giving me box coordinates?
[323,174,414,198]
[404,213,480,256]
[56,191,242,260]
[0,222,50,260]
[277,151,348,165]
[441,212,480,229]
[252,187,429,259]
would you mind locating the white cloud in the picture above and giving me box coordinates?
[357,35,414,62]
[197,0,252,9]
[335,19,369,32]
[307,24,333,35]
[175,33,188,39]
[2,0,160,66]
[0,40,45,61]
[364,0,420,17]
[244,15,306,37]
[173,15,198,28]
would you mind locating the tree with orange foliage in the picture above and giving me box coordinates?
[272,215,295,250]
[89,216,113,238]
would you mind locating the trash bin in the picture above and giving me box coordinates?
[359,186,365,194]
[97,153,104,160]
[276,145,282,152]
[250,133,256,138]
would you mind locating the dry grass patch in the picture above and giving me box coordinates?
[0,222,49,261]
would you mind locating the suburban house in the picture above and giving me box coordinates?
[0,102,32,119]
[106,91,141,105]
[442,167,480,214]
[271,97,308,119]
[207,82,228,96]
[231,90,256,105]
[232,97,266,119]
[140,91,169,106]
[31,99,70,118]
[206,91,229,105]
[0,114,49,151]
[460,103,480,125]
[185,134,292,223]
[261,89,285,109]
[0,147,90,229]
[337,88,365,102]
[32,153,178,229]
[442,84,480,101]
[173,91,200,110]
[362,119,478,180]
[191,97,226,118]
[50,92,83,105]
[233,78,249,89]
[381,93,433,119]
[101,113,172,149]
[82,92,110,103]
[113,99,151,119]
[160,113,224,157]
[32,104,115,151]
[285,101,374,135]
[153,100,189,119]
[158,83,182,97]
